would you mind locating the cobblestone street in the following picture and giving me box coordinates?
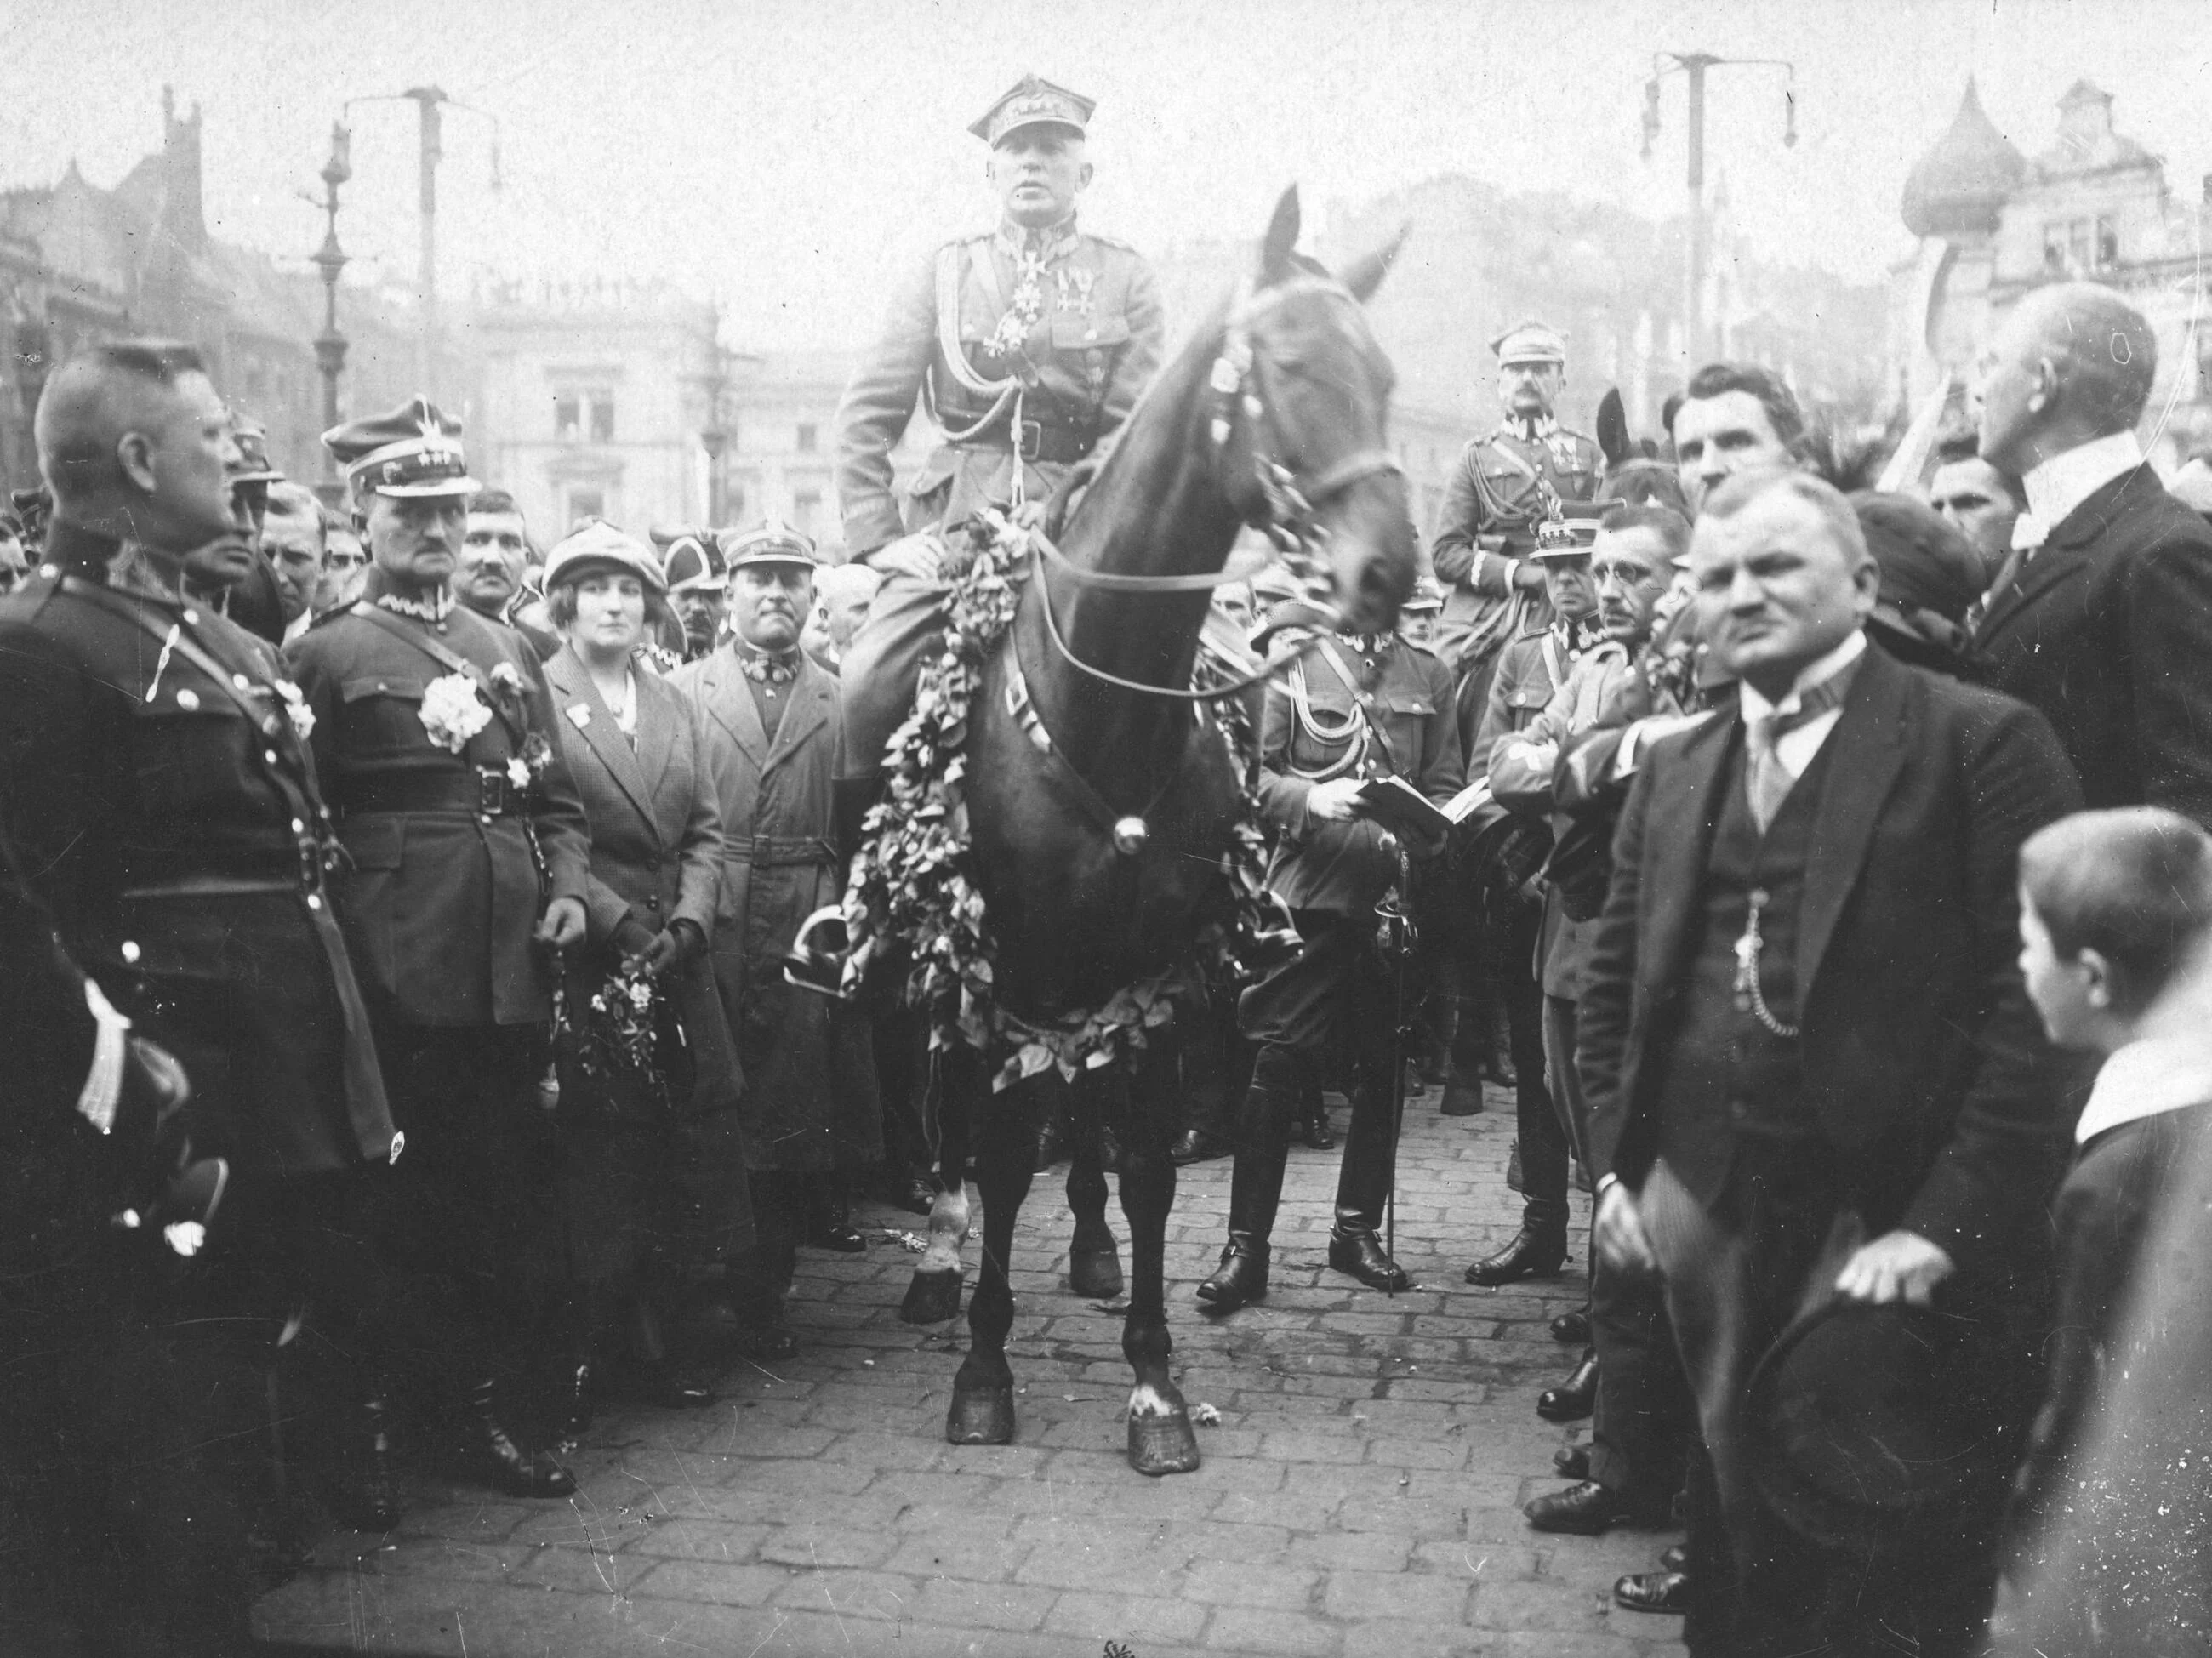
[256,1083,1688,1657]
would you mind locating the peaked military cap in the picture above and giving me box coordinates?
[1491,321,1568,367]
[1529,516,1599,561]
[322,396,479,499]
[228,412,284,485]
[543,519,665,594]
[721,520,818,572]
[1402,576,1446,613]
[663,533,727,593]
[970,73,1094,146]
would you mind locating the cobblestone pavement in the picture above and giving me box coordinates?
[256,1082,1688,1656]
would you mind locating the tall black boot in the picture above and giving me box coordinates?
[1195,1047,1299,1313]
[470,1379,575,1497]
[1328,1070,1410,1292]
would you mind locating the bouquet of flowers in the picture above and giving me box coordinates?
[554,961,681,1116]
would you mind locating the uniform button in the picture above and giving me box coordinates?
[306,894,323,910]
[645,896,661,910]
[264,749,279,765]
[291,818,305,833]
[232,674,250,690]
[182,608,200,624]
[174,688,200,710]
[120,941,141,963]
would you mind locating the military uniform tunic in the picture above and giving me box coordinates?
[0,523,395,1177]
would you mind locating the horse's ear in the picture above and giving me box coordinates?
[1340,223,1409,305]
[1595,388,1630,470]
[1258,186,1301,288]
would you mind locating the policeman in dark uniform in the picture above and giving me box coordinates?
[1194,602,1464,1312]
[1430,322,1604,754]
[0,340,398,1638]
[834,72,1164,797]
[288,398,592,1498]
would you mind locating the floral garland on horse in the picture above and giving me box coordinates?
[838,509,1280,1091]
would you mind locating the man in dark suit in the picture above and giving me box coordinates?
[1974,282,2212,824]
[1581,468,2081,1654]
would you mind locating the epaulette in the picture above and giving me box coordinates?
[1083,231,1140,254]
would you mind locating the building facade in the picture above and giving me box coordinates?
[1891,79,2212,465]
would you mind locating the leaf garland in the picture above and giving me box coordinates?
[838,510,1280,1087]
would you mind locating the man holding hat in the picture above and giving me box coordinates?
[1430,322,1605,755]
[674,523,881,1344]
[834,72,1163,802]
[288,396,592,1500]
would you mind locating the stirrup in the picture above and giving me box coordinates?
[782,905,856,1000]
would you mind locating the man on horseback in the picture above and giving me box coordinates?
[1196,597,1465,1311]
[832,73,1164,816]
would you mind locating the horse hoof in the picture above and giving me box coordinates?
[1127,1410,1200,1477]
[900,1268,964,1325]
[1069,1245,1124,1300]
[946,1384,1016,1445]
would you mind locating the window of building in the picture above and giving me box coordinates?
[555,390,615,442]
[590,396,615,444]
[792,488,821,536]
[2095,216,2119,270]
[795,422,818,453]
[555,394,580,440]
[567,487,605,527]
[2069,219,2094,272]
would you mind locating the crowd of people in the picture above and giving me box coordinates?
[4,70,2212,1658]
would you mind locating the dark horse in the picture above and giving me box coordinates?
[897,188,1414,1476]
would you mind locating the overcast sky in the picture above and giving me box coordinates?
[4,0,2209,349]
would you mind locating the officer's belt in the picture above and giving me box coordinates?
[340,767,522,818]
[949,419,1096,466]
[731,835,838,868]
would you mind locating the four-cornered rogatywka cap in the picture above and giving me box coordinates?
[970,73,1094,146]
[322,396,480,499]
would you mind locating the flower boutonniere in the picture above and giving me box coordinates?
[275,678,315,741]
[507,731,555,798]
[419,671,493,754]
[566,702,592,732]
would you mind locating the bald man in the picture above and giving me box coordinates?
[1974,283,2212,824]
[0,341,401,1555]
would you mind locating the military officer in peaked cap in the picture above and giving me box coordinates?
[834,72,1164,809]
[288,396,592,1500]
[1430,322,1605,755]
[0,340,402,1604]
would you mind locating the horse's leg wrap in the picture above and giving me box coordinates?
[900,1180,970,1325]
[1065,1108,1123,1299]
[1118,1045,1198,1475]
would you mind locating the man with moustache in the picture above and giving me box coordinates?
[675,524,881,1344]
[1971,282,2212,823]
[0,340,399,1628]
[835,73,1162,809]
[288,398,590,1500]
[1581,468,2078,1653]
[663,531,729,661]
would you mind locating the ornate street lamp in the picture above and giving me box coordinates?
[311,121,351,507]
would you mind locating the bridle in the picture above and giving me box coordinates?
[1030,272,1405,703]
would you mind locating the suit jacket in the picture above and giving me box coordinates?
[835,222,1164,556]
[288,601,591,1027]
[671,645,879,1171]
[544,645,744,1118]
[1577,644,2081,1271]
[0,527,395,1176]
[1975,464,2212,823]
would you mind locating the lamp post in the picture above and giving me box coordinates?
[1642,51,1796,370]
[311,121,351,508]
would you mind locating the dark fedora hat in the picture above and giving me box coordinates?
[1743,1292,2022,1553]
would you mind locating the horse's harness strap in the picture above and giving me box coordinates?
[1030,526,1268,595]
[1034,561,1320,703]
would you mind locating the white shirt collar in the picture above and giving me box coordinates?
[1736,629,1867,725]
[2076,1034,2212,1144]
[2021,430,2142,542]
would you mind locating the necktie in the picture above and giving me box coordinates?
[1743,665,1856,833]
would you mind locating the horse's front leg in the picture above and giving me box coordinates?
[948,1073,1035,1444]
[900,1050,971,1325]
[1117,1038,1200,1476]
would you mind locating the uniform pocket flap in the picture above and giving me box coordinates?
[341,675,425,704]
[1052,315,1130,350]
[1383,694,1435,715]
[342,817,403,870]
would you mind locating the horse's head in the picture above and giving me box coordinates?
[1213,186,1414,635]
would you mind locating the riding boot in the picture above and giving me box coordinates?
[1196,1047,1298,1312]
[1327,1070,1410,1292]
[470,1379,576,1497]
[1297,1082,1336,1151]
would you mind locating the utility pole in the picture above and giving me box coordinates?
[404,86,445,402]
[1644,51,1794,370]
[311,121,351,506]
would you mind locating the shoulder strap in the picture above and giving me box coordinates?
[61,576,275,725]
[350,602,524,745]
[932,241,1021,405]
[1314,635,1405,774]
